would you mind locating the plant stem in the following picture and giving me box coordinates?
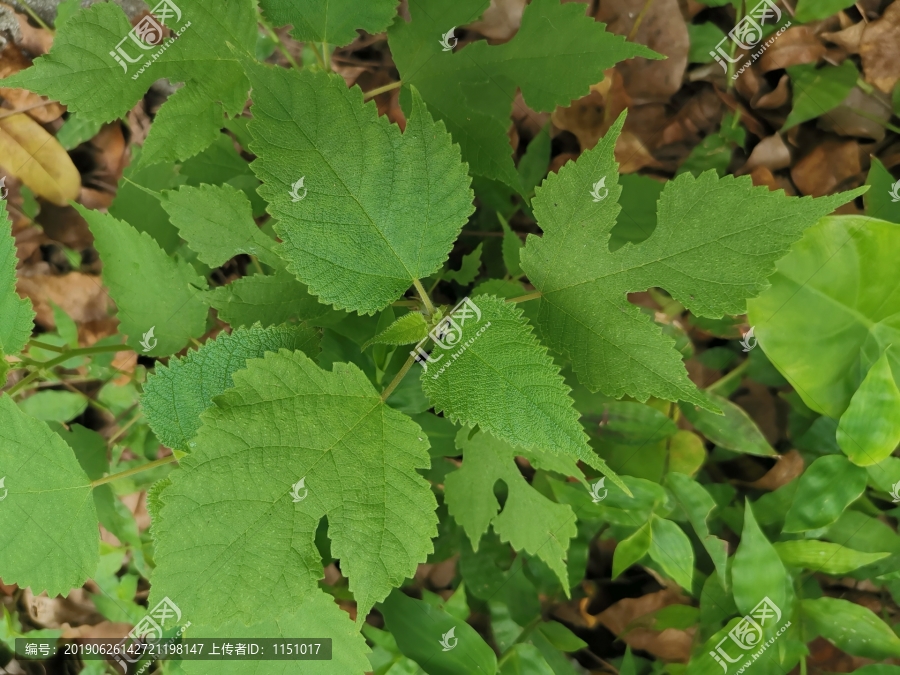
[249,255,264,276]
[0,100,55,121]
[6,344,132,396]
[91,455,179,488]
[309,41,327,70]
[706,358,750,394]
[627,0,656,41]
[27,339,67,353]
[413,279,435,317]
[507,291,541,304]
[363,80,403,101]
[259,17,301,70]
[14,0,53,33]
[107,412,143,447]
[7,370,41,397]
[381,353,417,402]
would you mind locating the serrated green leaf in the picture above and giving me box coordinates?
[802,597,900,659]
[783,61,858,131]
[784,455,867,532]
[0,201,34,357]
[667,473,728,587]
[0,395,98,596]
[161,183,279,268]
[445,429,578,589]
[76,204,208,356]
[180,590,371,674]
[388,0,660,185]
[444,243,483,285]
[151,349,437,627]
[837,350,900,466]
[773,541,890,575]
[679,393,776,457]
[246,64,473,314]
[420,295,622,488]
[259,0,398,47]
[209,268,335,328]
[522,112,864,408]
[3,0,257,164]
[362,312,428,350]
[141,323,320,451]
[732,500,787,615]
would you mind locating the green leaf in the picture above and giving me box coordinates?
[161,183,280,268]
[151,349,437,626]
[679,393,776,457]
[648,516,695,592]
[420,295,622,487]
[667,473,728,586]
[784,455,867,532]
[837,350,900,465]
[536,621,587,652]
[794,0,856,22]
[55,113,102,150]
[773,541,890,575]
[595,401,677,446]
[76,204,209,356]
[209,268,335,328]
[259,0,399,46]
[444,243,483,285]
[498,643,555,675]
[612,520,651,579]
[782,61,858,130]
[141,323,320,451]
[18,391,88,422]
[865,157,900,224]
[388,0,660,185]
[521,113,863,409]
[609,173,663,251]
[0,395,98,596]
[379,588,498,675]
[0,202,34,357]
[246,64,473,314]
[444,429,578,589]
[3,0,257,163]
[518,126,552,200]
[180,591,371,674]
[802,597,900,659]
[499,214,524,277]
[747,216,899,419]
[687,23,727,63]
[668,430,706,476]
[362,312,428,350]
[732,500,788,615]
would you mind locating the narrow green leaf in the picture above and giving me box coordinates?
[18,391,87,423]
[784,455,867,533]
[613,521,652,579]
[773,541,890,575]
[667,473,728,586]
[76,204,208,356]
[837,350,900,466]
[141,323,320,451]
[518,126,552,199]
[679,393,776,457]
[783,61,858,130]
[0,395,98,596]
[802,597,900,659]
[648,516,694,592]
[0,201,34,358]
[732,500,788,615]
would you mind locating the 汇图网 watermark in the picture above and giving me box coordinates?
[109,0,192,80]
[708,0,791,81]
[410,297,491,380]
[709,597,790,672]
[113,596,191,674]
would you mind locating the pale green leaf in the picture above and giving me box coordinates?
[179,590,371,674]
[141,323,320,451]
[802,597,900,659]
[362,312,428,350]
[732,500,788,615]
[420,295,623,488]
[151,349,437,626]
[246,64,473,314]
[444,429,578,589]
[522,113,863,408]
[773,541,890,575]
[837,350,900,465]
[783,61,858,131]
[76,204,208,356]
[784,455,867,532]
[18,391,87,422]
[0,395,98,596]
[259,0,399,46]
[161,183,280,268]
[389,0,660,185]
[444,243,483,285]
[0,201,34,357]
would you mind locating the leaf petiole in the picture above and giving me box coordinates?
[90,454,179,488]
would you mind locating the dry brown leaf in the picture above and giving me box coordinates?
[470,0,526,42]
[744,450,804,491]
[595,0,689,105]
[743,134,792,173]
[822,20,866,54]
[0,43,64,123]
[818,87,892,142]
[2,2,53,54]
[22,588,103,628]
[551,71,629,151]
[760,25,827,72]
[749,166,779,190]
[752,74,791,109]
[0,113,81,205]
[791,138,862,196]
[859,0,900,94]
[16,273,113,330]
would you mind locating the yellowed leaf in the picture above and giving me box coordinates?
[0,112,80,205]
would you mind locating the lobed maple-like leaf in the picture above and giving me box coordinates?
[520,112,866,408]
[259,0,399,47]
[388,0,660,186]
[0,396,98,596]
[141,323,321,451]
[151,349,438,627]
[245,63,474,314]
[77,204,209,356]
[444,429,579,588]
[0,201,34,358]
